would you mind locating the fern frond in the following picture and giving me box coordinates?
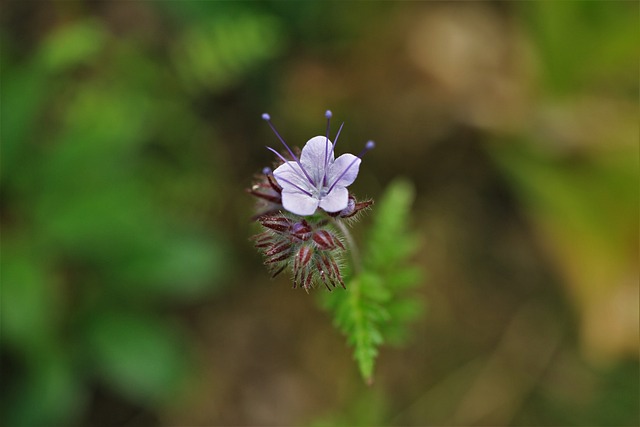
[320,179,424,383]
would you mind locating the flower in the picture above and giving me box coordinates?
[249,110,376,291]
[262,111,374,216]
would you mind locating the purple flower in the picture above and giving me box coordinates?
[249,110,376,291]
[262,111,374,216]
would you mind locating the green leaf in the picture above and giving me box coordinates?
[1,240,57,350]
[320,179,425,383]
[0,64,50,185]
[37,20,107,73]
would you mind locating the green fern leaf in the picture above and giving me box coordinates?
[320,179,424,383]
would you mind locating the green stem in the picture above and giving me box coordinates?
[334,219,361,274]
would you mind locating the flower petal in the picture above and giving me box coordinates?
[300,136,334,182]
[328,154,360,188]
[273,161,311,192]
[319,187,349,212]
[281,190,320,216]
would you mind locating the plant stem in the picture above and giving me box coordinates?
[334,219,361,274]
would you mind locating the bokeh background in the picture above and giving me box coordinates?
[1,1,638,426]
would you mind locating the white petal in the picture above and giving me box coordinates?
[281,190,320,216]
[319,187,349,212]
[300,136,334,182]
[273,161,311,192]
[328,154,360,188]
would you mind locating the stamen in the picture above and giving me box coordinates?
[329,122,345,160]
[262,167,272,175]
[323,110,332,186]
[262,113,315,186]
[326,140,375,195]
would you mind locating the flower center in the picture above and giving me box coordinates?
[312,185,330,200]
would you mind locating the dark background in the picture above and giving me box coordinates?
[1,1,638,426]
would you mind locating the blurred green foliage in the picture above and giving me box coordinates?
[486,3,638,424]
[520,0,638,94]
[516,360,639,426]
[173,13,284,93]
[1,7,283,424]
[320,179,423,383]
[500,0,638,244]
[495,0,637,364]
[310,389,389,427]
[491,143,636,263]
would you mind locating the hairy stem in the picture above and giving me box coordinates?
[334,219,361,274]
